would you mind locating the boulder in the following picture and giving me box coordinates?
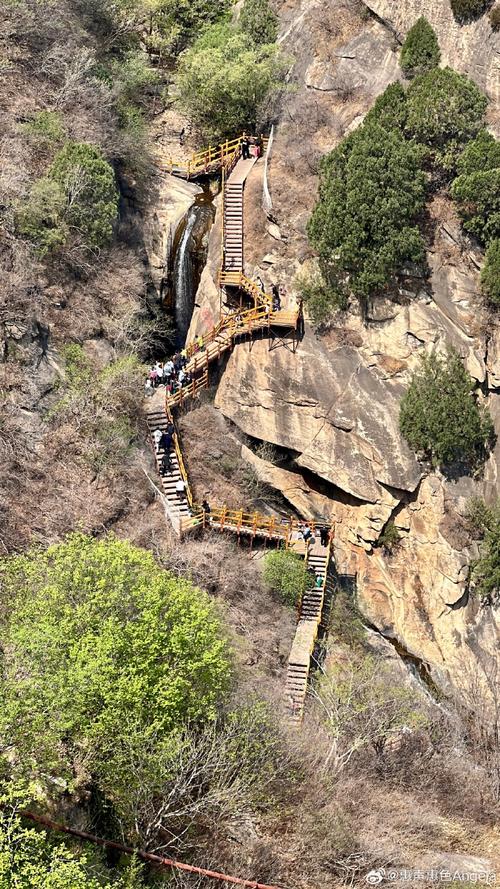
[215,326,422,504]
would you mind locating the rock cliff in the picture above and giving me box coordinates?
[364,0,500,112]
[187,0,500,694]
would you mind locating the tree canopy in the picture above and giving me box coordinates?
[400,17,441,77]
[451,130,500,245]
[263,549,309,606]
[399,349,493,467]
[449,0,493,23]
[0,534,230,803]
[176,23,287,140]
[365,82,408,132]
[19,142,119,255]
[405,68,487,168]
[240,0,279,45]
[307,121,426,299]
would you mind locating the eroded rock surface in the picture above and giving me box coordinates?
[144,173,201,296]
[363,0,500,110]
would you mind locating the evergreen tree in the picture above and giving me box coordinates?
[19,142,118,254]
[405,67,487,169]
[399,349,493,467]
[400,17,441,77]
[365,82,408,132]
[481,239,500,304]
[451,130,500,245]
[307,121,426,299]
[450,0,492,23]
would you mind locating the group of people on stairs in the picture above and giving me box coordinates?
[144,339,205,398]
[152,421,187,501]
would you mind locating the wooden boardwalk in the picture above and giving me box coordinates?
[285,538,331,725]
[146,134,333,726]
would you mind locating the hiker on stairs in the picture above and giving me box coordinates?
[159,430,172,454]
[320,526,330,547]
[202,499,211,524]
[241,132,250,159]
[160,452,172,474]
[272,284,281,311]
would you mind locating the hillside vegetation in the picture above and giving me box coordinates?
[1,2,500,887]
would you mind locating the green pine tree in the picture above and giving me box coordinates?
[400,17,441,77]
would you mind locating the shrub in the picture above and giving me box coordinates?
[0,533,230,800]
[19,142,118,254]
[17,177,67,255]
[328,589,365,647]
[450,0,492,22]
[313,652,427,773]
[471,516,500,605]
[110,50,159,103]
[405,67,487,169]
[481,239,500,304]
[489,4,500,27]
[377,520,401,552]
[49,142,119,249]
[307,121,426,299]
[150,0,231,55]
[20,110,65,146]
[400,17,441,77]
[0,782,146,887]
[456,128,500,176]
[296,263,348,326]
[451,169,500,244]
[263,548,309,606]
[0,787,114,888]
[365,82,408,132]
[240,0,279,45]
[465,495,494,536]
[176,23,288,140]
[451,131,500,244]
[399,348,494,467]
[51,351,146,469]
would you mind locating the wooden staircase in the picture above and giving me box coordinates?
[167,306,300,410]
[285,541,331,725]
[148,133,333,729]
[224,179,244,273]
[144,399,193,535]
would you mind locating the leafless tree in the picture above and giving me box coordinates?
[309,650,427,774]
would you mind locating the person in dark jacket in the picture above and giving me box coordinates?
[159,431,172,453]
[160,452,172,474]
[241,132,250,159]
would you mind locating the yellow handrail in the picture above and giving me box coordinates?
[164,134,269,179]
[165,405,194,509]
[166,369,209,410]
[165,135,245,178]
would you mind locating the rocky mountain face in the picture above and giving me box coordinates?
[364,0,500,111]
[185,0,500,694]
